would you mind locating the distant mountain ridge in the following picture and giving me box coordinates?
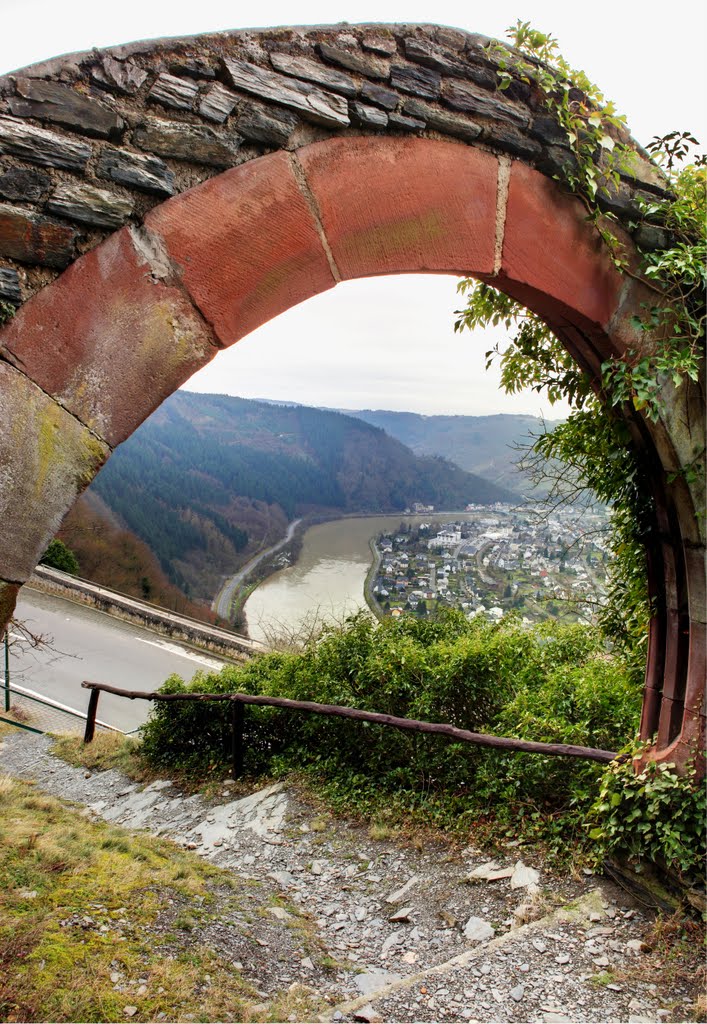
[88,392,518,601]
[342,409,563,493]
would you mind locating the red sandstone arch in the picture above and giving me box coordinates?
[0,135,704,769]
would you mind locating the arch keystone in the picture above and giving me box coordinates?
[296,136,498,279]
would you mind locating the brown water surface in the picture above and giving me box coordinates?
[244,513,472,643]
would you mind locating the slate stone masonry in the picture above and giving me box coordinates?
[0,22,665,306]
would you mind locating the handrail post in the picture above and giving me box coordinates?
[231,700,245,779]
[3,630,9,713]
[84,688,100,744]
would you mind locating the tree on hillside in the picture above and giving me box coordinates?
[40,539,80,576]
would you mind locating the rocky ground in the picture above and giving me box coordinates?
[0,731,701,1024]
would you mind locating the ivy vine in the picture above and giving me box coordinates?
[454,23,705,680]
[479,20,706,423]
[0,301,16,327]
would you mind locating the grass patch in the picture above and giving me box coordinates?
[0,712,43,734]
[50,732,269,804]
[308,815,329,833]
[264,982,331,1023]
[51,733,149,779]
[0,774,265,1022]
[590,970,615,987]
[368,822,395,842]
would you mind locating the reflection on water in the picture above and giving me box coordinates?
[244,513,470,644]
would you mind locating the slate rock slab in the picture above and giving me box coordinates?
[147,73,199,111]
[235,102,299,147]
[0,116,91,172]
[9,77,124,139]
[0,202,76,268]
[0,266,21,303]
[223,57,349,129]
[91,55,148,95]
[134,117,242,167]
[270,52,357,98]
[47,183,134,229]
[0,166,51,203]
[463,916,495,942]
[97,147,176,195]
[198,83,239,123]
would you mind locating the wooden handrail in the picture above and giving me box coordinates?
[81,679,620,765]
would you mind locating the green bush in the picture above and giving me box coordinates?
[587,754,706,883]
[39,538,80,575]
[138,661,294,777]
[139,612,646,854]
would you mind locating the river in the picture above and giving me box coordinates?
[243,513,475,644]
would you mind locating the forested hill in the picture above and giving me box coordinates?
[89,392,518,600]
[345,410,563,493]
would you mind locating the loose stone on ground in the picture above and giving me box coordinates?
[0,732,699,1023]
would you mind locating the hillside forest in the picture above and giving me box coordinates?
[59,392,526,608]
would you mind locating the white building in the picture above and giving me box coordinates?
[428,529,462,549]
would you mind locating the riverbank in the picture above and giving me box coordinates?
[242,513,471,644]
[218,511,401,639]
[364,535,384,619]
[212,518,304,622]
[211,514,358,635]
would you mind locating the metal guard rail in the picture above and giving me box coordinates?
[81,680,623,778]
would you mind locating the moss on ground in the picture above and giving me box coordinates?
[0,774,265,1022]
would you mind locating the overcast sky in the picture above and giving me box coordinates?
[2,0,704,417]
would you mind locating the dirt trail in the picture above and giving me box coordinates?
[0,731,697,1023]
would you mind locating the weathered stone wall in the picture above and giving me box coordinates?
[29,565,257,659]
[0,23,666,307]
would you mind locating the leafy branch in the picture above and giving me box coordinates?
[492,21,634,262]
[484,21,705,424]
[452,22,707,675]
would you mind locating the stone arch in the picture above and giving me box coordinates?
[0,25,703,769]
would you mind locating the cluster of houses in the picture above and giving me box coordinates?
[371,504,609,623]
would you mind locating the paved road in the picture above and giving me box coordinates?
[34,564,262,655]
[213,518,302,619]
[7,589,231,732]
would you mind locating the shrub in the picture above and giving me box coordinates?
[468,656,643,833]
[39,539,80,575]
[587,754,706,883]
[138,661,294,777]
[138,612,647,853]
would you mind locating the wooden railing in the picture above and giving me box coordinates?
[81,680,622,778]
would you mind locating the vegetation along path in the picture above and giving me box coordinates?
[1,730,702,1023]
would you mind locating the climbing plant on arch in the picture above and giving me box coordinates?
[0,24,703,770]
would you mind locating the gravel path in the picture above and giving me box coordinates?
[0,731,698,1023]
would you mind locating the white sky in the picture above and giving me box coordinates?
[2,0,705,417]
